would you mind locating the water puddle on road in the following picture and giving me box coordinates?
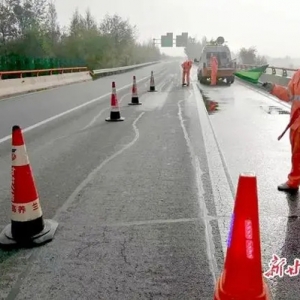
[260,105,290,115]
[199,89,220,115]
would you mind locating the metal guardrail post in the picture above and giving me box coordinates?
[272,67,276,75]
[282,69,287,77]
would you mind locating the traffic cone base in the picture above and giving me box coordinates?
[0,125,59,249]
[106,82,124,121]
[0,219,58,248]
[214,273,271,300]
[148,86,157,92]
[105,111,125,122]
[128,97,142,105]
[12,213,44,239]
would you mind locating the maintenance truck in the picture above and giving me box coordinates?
[195,37,236,85]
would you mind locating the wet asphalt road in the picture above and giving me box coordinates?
[0,61,219,299]
[196,68,300,300]
[0,62,298,299]
[0,62,168,140]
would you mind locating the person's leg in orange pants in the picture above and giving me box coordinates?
[211,62,217,85]
[287,128,300,188]
[182,70,186,85]
[279,127,300,192]
[186,70,190,86]
[211,70,216,85]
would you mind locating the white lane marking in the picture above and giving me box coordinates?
[93,218,199,227]
[81,76,168,130]
[31,93,131,149]
[178,94,218,284]
[53,112,145,219]
[18,75,169,152]
[156,78,168,92]
[159,76,175,92]
[192,82,236,267]
[0,64,168,102]
[0,73,162,145]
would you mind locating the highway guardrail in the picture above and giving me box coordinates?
[0,61,162,99]
[0,67,88,80]
[90,61,160,79]
[237,64,297,78]
[235,64,295,87]
[0,61,161,81]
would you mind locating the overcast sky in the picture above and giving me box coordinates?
[54,0,299,58]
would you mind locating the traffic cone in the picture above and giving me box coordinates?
[0,125,58,248]
[214,172,271,300]
[105,82,124,122]
[128,76,142,105]
[148,71,156,92]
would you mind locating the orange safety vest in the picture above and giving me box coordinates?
[287,70,300,130]
[210,56,218,66]
[182,60,192,71]
[276,70,300,140]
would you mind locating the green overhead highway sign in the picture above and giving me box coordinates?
[153,32,189,47]
[176,32,188,47]
[161,33,173,47]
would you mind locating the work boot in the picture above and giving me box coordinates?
[277,183,299,193]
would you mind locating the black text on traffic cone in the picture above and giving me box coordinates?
[148,71,157,92]
[129,76,142,105]
[106,82,124,122]
[0,125,58,248]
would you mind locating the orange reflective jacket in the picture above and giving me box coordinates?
[181,60,192,71]
[271,70,300,130]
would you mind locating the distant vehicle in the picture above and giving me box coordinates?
[194,37,236,85]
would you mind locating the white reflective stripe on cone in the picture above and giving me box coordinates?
[11,199,43,222]
[12,145,30,167]
[111,107,120,111]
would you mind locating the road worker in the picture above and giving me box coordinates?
[263,70,300,193]
[181,59,193,86]
[210,54,218,86]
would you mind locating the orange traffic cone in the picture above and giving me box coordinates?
[105,82,124,122]
[214,172,271,300]
[148,71,156,92]
[128,76,142,105]
[0,125,58,248]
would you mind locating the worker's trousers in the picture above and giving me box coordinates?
[288,127,300,187]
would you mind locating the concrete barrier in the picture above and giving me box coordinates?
[91,61,160,79]
[0,71,91,99]
[259,73,290,86]
[0,61,161,99]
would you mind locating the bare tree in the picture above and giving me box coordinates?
[0,3,164,70]
[238,47,267,65]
